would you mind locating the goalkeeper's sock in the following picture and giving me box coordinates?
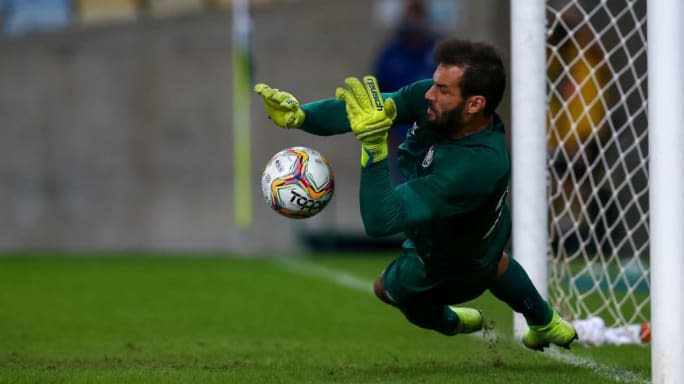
[489,258,553,326]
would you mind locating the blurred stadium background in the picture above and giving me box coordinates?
[0,0,510,253]
[1,1,667,383]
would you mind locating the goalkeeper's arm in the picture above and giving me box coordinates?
[255,80,423,137]
[254,83,351,136]
[299,99,353,136]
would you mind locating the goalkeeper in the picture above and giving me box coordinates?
[254,38,577,351]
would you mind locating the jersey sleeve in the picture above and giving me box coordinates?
[359,147,499,237]
[297,79,433,136]
[299,98,351,136]
[387,79,432,126]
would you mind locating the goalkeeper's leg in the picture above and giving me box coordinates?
[489,253,578,350]
[400,304,483,336]
[374,274,483,336]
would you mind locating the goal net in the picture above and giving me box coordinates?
[545,0,649,330]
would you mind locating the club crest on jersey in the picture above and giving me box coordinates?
[422,145,435,168]
[409,122,418,136]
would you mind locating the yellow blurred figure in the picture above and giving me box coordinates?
[546,9,613,249]
[547,19,610,167]
[77,0,138,24]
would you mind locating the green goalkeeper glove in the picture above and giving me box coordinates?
[254,83,306,129]
[335,76,397,167]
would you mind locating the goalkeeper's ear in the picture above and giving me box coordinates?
[465,95,487,115]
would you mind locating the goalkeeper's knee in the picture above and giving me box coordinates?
[374,274,396,306]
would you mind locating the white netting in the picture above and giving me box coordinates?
[545,0,649,328]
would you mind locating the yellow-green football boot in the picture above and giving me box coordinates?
[523,310,578,351]
[448,306,484,334]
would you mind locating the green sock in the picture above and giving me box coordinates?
[489,258,553,326]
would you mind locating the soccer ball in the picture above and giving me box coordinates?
[261,146,334,219]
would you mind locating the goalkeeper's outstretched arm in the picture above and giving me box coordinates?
[254,77,429,138]
[300,99,352,136]
[254,82,352,136]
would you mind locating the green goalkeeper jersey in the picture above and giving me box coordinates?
[300,79,511,274]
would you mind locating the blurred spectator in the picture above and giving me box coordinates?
[546,6,613,252]
[1,0,71,36]
[374,0,438,92]
[373,0,439,183]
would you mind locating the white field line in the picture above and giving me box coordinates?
[275,257,651,384]
[274,257,373,294]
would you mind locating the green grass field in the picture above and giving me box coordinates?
[0,253,651,383]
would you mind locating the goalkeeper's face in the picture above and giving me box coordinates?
[425,64,467,132]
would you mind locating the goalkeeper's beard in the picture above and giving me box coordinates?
[429,101,466,136]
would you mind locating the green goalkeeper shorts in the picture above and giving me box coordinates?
[381,248,499,307]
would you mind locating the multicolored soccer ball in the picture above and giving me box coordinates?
[261,146,334,219]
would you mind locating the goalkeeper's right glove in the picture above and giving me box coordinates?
[254,83,306,129]
[335,76,397,167]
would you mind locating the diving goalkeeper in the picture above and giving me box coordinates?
[254,38,577,351]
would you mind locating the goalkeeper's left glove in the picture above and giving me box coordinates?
[254,83,306,129]
[335,75,397,167]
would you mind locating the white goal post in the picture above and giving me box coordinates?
[511,0,684,383]
[647,0,684,382]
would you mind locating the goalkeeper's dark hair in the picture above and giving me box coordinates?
[433,39,506,116]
